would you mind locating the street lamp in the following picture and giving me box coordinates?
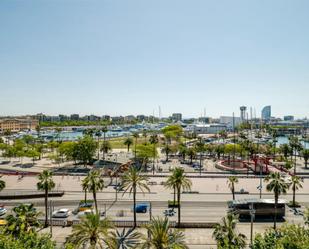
[250,203,256,247]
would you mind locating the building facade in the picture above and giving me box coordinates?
[219,116,242,129]
[172,113,182,121]
[0,118,39,132]
[261,106,271,120]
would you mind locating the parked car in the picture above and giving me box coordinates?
[52,208,70,218]
[135,203,148,213]
[77,209,93,218]
[0,207,7,216]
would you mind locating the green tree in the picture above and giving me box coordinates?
[101,140,112,158]
[227,176,238,201]
[0,231,55,249]
[136,143,157,172]
[162,144,172,162]
[290,175,303,207]
[161,125,183,143]
[121,167,149,228]
[58,141,75,162]
[167,167,192,227]
[178,143,188,161]
[37,170,55,227]
[107,228,142,249]
[213,213,246,249]
[66,214,112,249]
[252,223,309,249]
[25,149,40,165]
[124,137,133,152]
[280,144,292,160]
[143,217,188,249]
[186,147,196,165]
[75,135,97,166]
[264,172,289,229]
[5,203,41,237]
[84,170,105,214]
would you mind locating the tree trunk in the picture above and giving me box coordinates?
[44,188,48,227]
[134,138,137,160]
[173,186,176,204]
[200,154,202,175]
[274,193,278,230]
[84,189,87,203]
[232,184,235,200]
[293,183,296,206]
[177,187,181,228]
[133,185,137,228]
[93,190,98,215]
[103,133,106,160]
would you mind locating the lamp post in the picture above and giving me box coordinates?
[250,203,256,247]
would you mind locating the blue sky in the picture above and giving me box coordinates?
[1,0,309,118]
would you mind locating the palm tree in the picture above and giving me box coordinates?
[143,217,188,249]
[82,177,89,203]
[124,137,133,152]
[289,136,303,174]
[95,129,102,159]
[149,133,159,175]
[85,170,105,214]
[302,149,309,169]
[213,213,246,249]
[101,126,108,160]
[165,172,177,206]
[121,167,149,228]
[66,214,112,249]
[195,138,205,175]
[280,144,292,160]
[264,172,289,229]
[168,167,192,227]
[5,203,41,237]
[107,228,142,249]
[0,177,5,192]
[132,132,139,160]
[227,176,238,200]
[290,175,303,207]
[37,170,55,227]
[271,129,278,158]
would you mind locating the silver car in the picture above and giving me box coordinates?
[52,208,70,218]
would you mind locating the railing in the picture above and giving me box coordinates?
[39,218,216,228]
[0,190,64,199]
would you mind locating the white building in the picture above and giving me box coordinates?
[219,116,242,129]
[185,123,227,134]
